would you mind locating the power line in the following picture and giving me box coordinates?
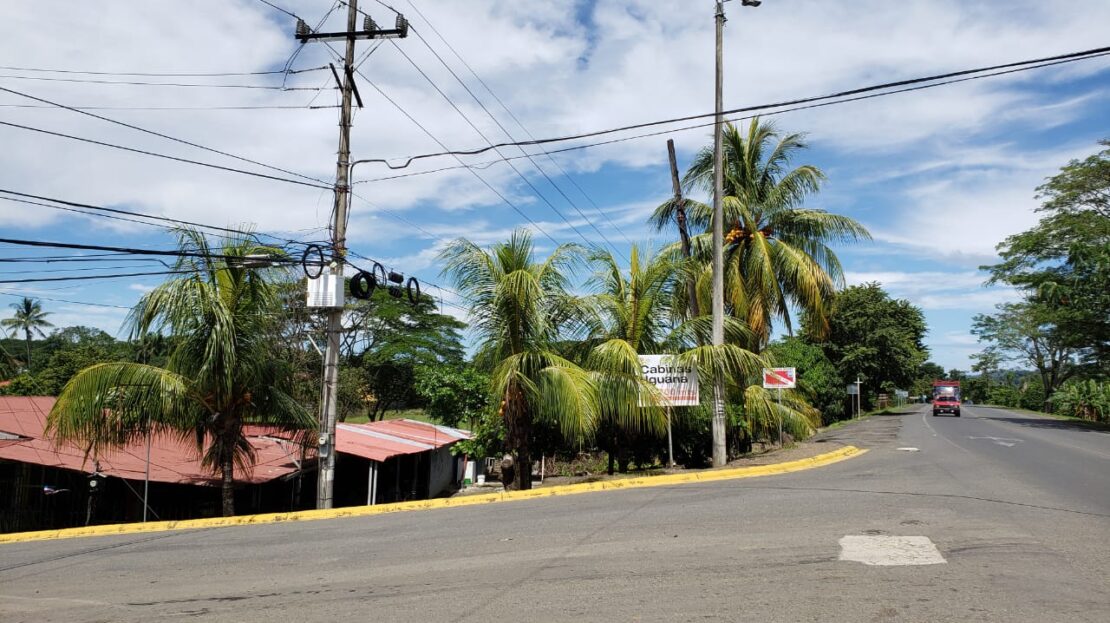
[355,44,1110,170]
[0,84,334,188]
[334,1,598,251]
[349,65,561,246]
[0,237,299,264]
[0,270,191,285]
[0,190,314,245]
[0,74,327,90]
[349,49,1110,183]
[0,290,132,310]
[0,120,332,190]
[0,65,327,78]
[0,104,340,111]
[403,0,634,249]
[252,0,304,20]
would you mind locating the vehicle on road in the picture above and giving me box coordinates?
[932,380,961,417]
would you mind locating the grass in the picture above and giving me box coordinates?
[342,408,436,425]
[976,404,1110,431]
[820,405,915,431]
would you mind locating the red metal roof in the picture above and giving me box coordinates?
[334,419,469,462]
[0,396,304,486]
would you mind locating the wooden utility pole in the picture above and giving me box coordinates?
[667,139,700,318]
[295,1,408,509]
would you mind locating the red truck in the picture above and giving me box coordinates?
[932,380,961,417]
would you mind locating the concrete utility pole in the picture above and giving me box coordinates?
[710,0,760,468]
[295,0,408,509]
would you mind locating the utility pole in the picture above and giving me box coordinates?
[710,0,760,468]
[667,139,700,318]
[295,1,408,509]
[710,0,728,468]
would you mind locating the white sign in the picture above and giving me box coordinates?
[762,367,796,389]
[846,383,859,395]
[638,354,699,407]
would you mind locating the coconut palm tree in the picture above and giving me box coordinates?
[651,118,870,349]
[584,246,766,469]
[441,229,598,491]
[46,228,313,516]
[2,297,54,370]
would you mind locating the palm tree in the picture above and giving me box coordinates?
[584,246,766,469]
[652,118,870,349]
[2,297,54,370]
[46,229,313,516]
[441,229,598,491]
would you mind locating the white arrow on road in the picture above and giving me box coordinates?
[968,436,1024,447]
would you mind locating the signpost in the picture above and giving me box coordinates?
[845,378,862,417]
[639,355,700,467]
[762,368,796,445]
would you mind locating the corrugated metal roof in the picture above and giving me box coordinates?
[334,419,469,462]
[0,396,304,485]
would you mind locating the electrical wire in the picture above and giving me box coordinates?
[0,65,327,78]
[0,237,299,264]
[0,84,334,188]
[0,74,327,90]
[0,270,192,285]
[348,50,1110,184]
[0,104,340,111]
[404,0,634,247]
[0,290,132,310]
[0,120,332,190]
[354,44,1110,170]
[252,0,303,20]
[393,16,625,257]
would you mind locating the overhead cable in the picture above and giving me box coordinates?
[356,45,1110,170]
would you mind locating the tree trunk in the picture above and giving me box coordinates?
[221,449,235,517]
[25,329,31,370]
[514,440,531,491]
[607,432,617,475]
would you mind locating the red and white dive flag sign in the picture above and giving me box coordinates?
[762,367,797,389]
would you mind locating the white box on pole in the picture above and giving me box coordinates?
[307,269,344,308]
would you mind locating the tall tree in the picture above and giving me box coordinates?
[972,300,1079,411]
[652,119,870,348]
[441,230,598,490]
[583,246,766,469]
[2,297,54,370]
[984,139,1110,377]
[344,288,466,421]
[46,229,313,516]
[812,283,928,402]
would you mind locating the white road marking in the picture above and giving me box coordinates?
[839,535,947,566]
[968,436,1024,447]
[920,410,938,437]
[897,447,920,452]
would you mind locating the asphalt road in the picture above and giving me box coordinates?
[2,405,1108,622]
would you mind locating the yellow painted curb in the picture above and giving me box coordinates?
[0,445,866,545]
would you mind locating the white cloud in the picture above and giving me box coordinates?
[127,283,154,293]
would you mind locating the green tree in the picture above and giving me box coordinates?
[984,139,1110,377]
[972,300,1079,411]
[344,288,466,421]
[414,364,490,429]
[46,229,314,516]
[812,283,928,405]
[766,336,844,422]
[440,230,598,490]
[652,119,870,348]
[2,297,54,370]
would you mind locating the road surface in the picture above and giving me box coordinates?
[2,405,1108,622]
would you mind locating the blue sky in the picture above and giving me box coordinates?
[2,0,1108,372]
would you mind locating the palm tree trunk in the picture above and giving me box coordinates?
[221,450,235,516]
[25,328,31,370]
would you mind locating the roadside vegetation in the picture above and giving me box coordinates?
[11,124,1104,510]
